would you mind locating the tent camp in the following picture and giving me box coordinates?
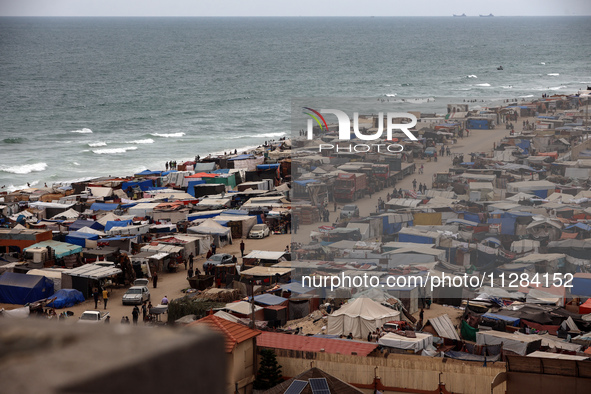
[0,272,54,304]
[187,218,232,248]
[327,297,401,339]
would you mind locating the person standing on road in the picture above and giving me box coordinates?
[132,306,140,325]
[188,253,194,270]
[412,179,417,191]
[102,288,109,309]
[92,288,99,309]
[142,302,147,321]
[153,272,158,288]
[240,240,245,257]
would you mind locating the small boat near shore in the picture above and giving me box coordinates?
[480,13,494,17]
[453,14,467,17]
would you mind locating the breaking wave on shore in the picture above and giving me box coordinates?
[0,162,48,175]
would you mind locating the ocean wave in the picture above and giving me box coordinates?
[467,75,478,78]
[547,73,560,76]
[540,62,546,65]
[501,85,513,89]
[548,85,567,90]
[73,162,80,166]
[71,128,93,134]
[127,138,155,144]
[151,132,186,138]
[0,162,48,174]
[224,132,287,140]
[88,141,107,147]
[520,95,534,98]
[475,83,491,87]
[92,146,138,154]
[2,137,27,144]
[385,94,397,97]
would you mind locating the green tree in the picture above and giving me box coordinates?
[254,349,283,390]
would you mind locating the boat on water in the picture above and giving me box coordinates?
[479,13,494,17]
[453,13,467,17]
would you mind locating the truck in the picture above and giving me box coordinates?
[334,172,367,202]
[78,310,110,324]
[432,172,451,189]
[372,164,394,187]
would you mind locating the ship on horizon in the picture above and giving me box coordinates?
[453,13,467,17]
[479,13,494,17]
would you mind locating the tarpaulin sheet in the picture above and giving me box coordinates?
[104,220,133,231]
[0,272,54,304]
[46,289,85,309]
[398,234,435,244]
[461,320,478,342]
[413,212,442,226]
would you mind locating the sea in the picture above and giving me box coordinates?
[1,16,590,191]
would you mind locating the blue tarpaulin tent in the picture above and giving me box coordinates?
[90,202,119,211]
[251,293,288,306]
[104,220,133,232]
[0,272,54,304]
[134,170,162,176]
[482,312,520,326]
[69,219,104,232]
[122,179,155,192]
[46,288,85,309]
[227,154,254,161]
[65,232,99,247]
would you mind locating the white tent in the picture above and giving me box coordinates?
[50,208,80,220]
[378,332,434,352]
[327,297,401,339]
[187,218,232,247]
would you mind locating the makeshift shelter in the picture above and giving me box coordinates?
[476,331,541,356]
[187,218,232,248]
[46,288,85,309]
[0,272,54,304]
[378,332,434,352]
[327,297,400,339]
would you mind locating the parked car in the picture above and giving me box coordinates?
[340,204,359,219]
[203,253,233,269]
[248,224,271,239]
[122,286,150,305]
[133,278,149,287]
[78,310,110,324]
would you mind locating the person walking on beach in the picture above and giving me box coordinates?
[152,272,158,288]
[132,306,140,325]
[102,288,109,309]
[240,240,245,257]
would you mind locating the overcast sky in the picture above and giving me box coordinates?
[1,0,590,17]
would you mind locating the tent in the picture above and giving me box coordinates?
[187,218,232,248]
[327,297,400,339]
[579,298,591,315]
[0,272,54,304]
[378,332,434,352]
[46,289,85,309]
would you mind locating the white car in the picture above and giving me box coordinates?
[248,224,270,239]
[122,286,150,305]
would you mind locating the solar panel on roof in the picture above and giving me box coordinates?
[309,378,331,394]
[284,380,308,394]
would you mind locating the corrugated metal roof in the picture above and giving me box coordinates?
[426,314,460,340]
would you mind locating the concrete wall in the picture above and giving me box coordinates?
[267,349,506,394]
[231,339,256,394]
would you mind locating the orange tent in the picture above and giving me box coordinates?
[185,172,219,178]
[579,298,591,315]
